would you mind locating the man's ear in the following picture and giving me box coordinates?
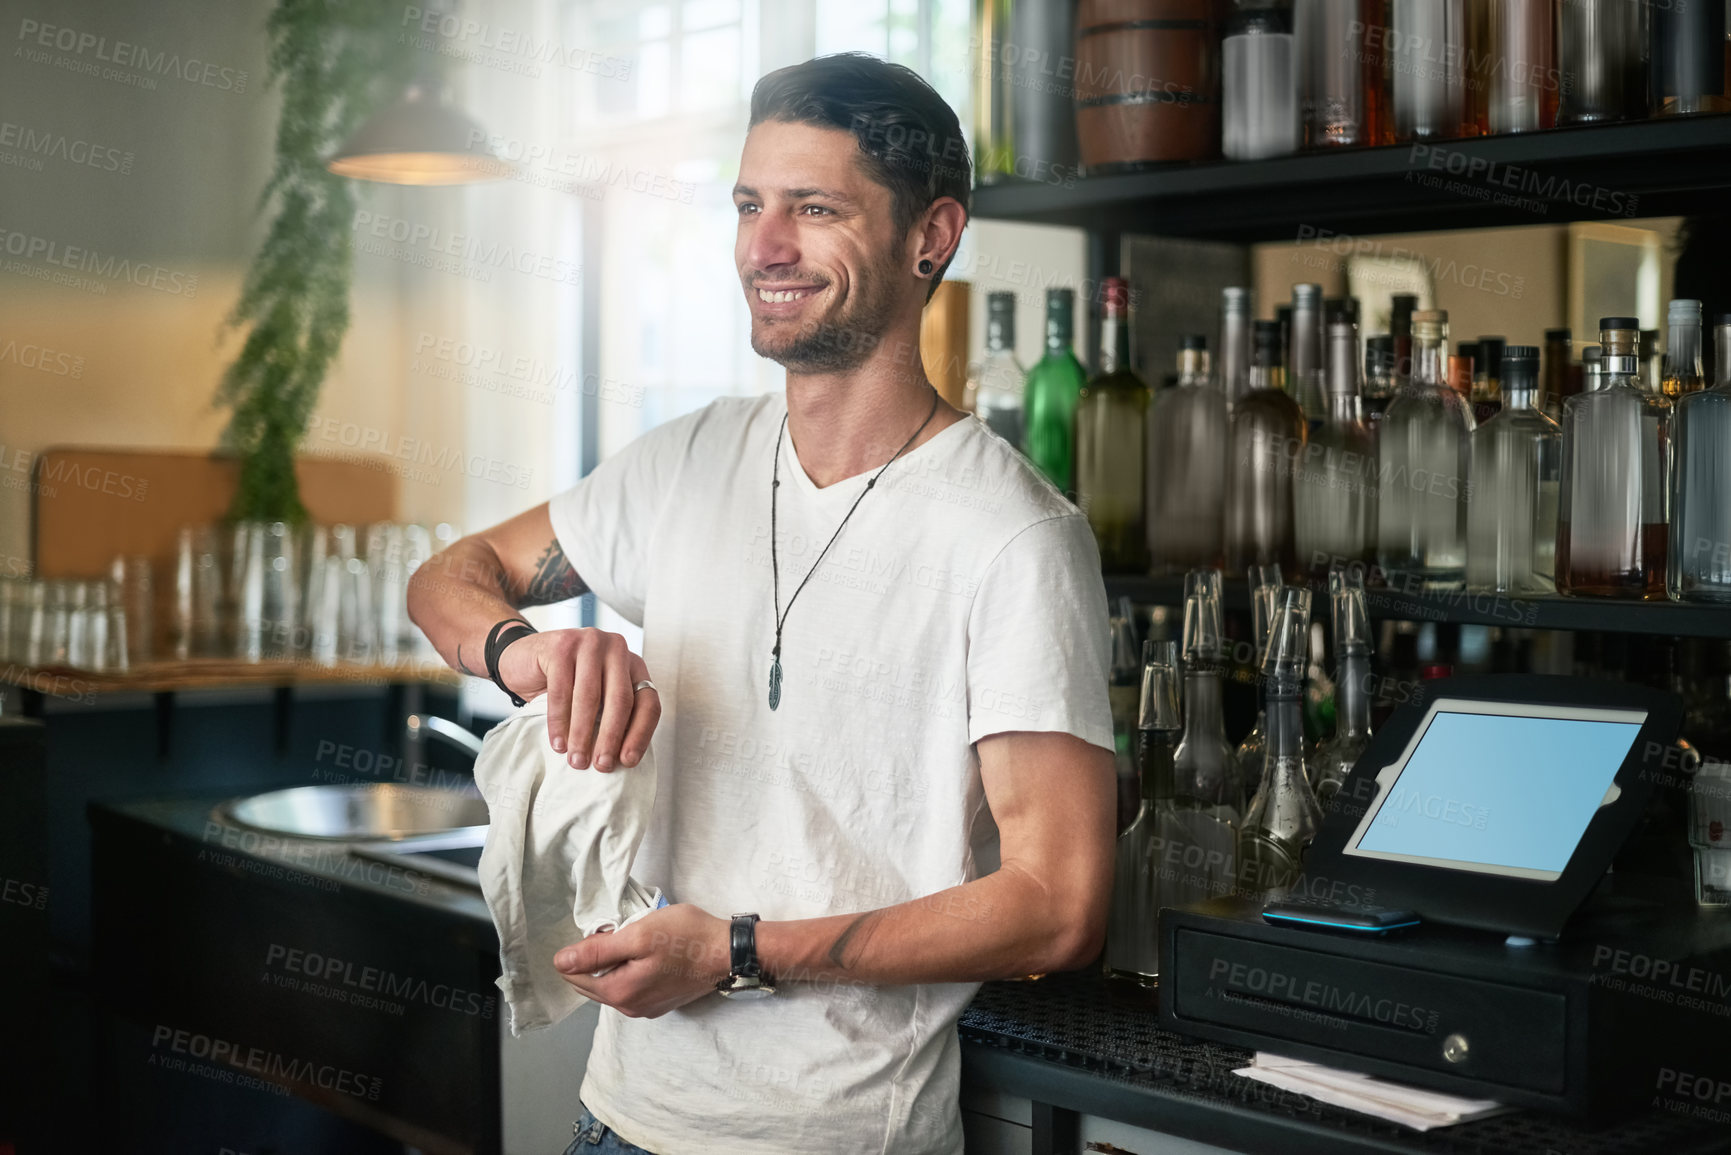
[912,197,968,275]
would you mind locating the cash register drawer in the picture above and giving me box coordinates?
[1169,928,1568,1094]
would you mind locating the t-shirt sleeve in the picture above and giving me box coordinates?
[965,513,1115,752]
[546,406,708,628]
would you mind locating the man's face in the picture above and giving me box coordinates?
[733,119,909,373]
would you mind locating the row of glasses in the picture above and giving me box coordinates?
[173,520,457,666]
[0,578,130,672]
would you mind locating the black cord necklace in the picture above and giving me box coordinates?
[768,387,940,710]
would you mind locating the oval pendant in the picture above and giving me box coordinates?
[768,658,782,711]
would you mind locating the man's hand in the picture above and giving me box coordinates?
[497,627,660,771]
[553,904,730,1018]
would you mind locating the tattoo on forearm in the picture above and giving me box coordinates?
[827,911,882,971]
[455,644,482,678]
[517,539,587,607]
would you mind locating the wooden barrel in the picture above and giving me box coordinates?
[1074,0,1221,170]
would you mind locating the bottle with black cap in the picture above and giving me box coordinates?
[1473,335,1506,423]
[1466,345,1561,594]
[1557,316,1671,599]
[1147,335,1228,574]
[1668,314,1731,602]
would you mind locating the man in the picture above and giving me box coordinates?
[407,51,1115,1155]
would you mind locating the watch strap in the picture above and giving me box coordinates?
[730,912,763,980]
[484,618,538,706]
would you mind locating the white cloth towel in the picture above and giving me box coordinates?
[474,696,665,1036]
[1233,1053,1511,1131]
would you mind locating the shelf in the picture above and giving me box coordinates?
[1,657,461,697]
[1103,574,1731,638]
[972,115,1731,241]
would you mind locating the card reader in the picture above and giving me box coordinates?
[1260,902,1419,935]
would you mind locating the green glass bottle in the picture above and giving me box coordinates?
[1075,277,1151,571]
[1024,287,1088,494]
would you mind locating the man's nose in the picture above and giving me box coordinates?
[745,210,800,273]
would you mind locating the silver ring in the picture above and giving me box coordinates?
[633,680,657,693]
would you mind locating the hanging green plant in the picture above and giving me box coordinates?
[217,0,416,523]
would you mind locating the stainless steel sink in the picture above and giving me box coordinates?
[216,783,488,841]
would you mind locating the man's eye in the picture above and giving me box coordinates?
[800,205,829,216]
[736,202,759,215]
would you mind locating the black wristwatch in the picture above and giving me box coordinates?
[714,913,776,999]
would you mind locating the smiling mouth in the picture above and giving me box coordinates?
[756,286,820,303]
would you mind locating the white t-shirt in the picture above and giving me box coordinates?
[548,391,1113,1155]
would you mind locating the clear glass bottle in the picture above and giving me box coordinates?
[1174,569,1242,822]
[1668,315,1731,603]
[1652,0,1730,117]
[1023,287,1088,494]
[1238,585,1325,900]
[1290,283,1327,425]
[1223,4,1301,160]
[1556,318,1671,600]
[1297,0,1381,147]
[1219,287,1254,409]
[1076,277,1150,572]
[1311,569,1373,805]
[1662,299,1706,400]
[1377,309,1475,587]
[1466,345,1561,594]
[1487,0,1559,133]
[967,291,1026,446]
[1147,335,1228,575]
[1109,604,1143,825]
[1234,564,1283,808]
[1390,0,1471,141]
[1581,345,1604,394]
[1558,0,1649,125]
[1105,639,1182,985]
[1642,329,1665,394]
[1295,320,1377,578]
[1226,321,1308,575]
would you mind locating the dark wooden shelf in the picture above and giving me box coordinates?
[1103,574,1731,638]
[972,115,1731,241]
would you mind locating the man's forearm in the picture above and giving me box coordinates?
[406,541,530,676]
[753,863,1101,988]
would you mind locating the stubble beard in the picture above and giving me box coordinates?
[749,254,901,374]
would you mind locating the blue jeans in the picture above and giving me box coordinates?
[563,1100,658,1155]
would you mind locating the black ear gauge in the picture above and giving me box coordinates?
[918,259,934,275]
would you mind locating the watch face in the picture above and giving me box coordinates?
[720,984,774,1000]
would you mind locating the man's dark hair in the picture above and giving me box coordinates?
[749,53,971,295]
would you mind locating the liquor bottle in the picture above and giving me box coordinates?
[1223,4,1301,160]
[1146,336,1228,574]
[1297,0,1380,147]
[1487,0,1559,133]
[1642,329,1665,394]
[1389,293,1418,384]
[1377,309,1475,587]
[1226,321,1308,575]
[1076,277,1150,572]
[1556,318,1671,599]
[1581,345,1603,393]
[1109,602,1143,828]
[1104,639,1181,985]
[1558,0,1648,124]
[1311,569,1373,806]
[1023,287,1088,494]
[1668,315,1731,602]
[1543,327,1575,421]
[1173,569,1242,821]
[1295,321,1376,578]
[967,291,1026,446]
[1238,585,1325,900]
[1662,299,1706,400]
[1473,335,1505,424]
[1652,0,1730,117]
[1390,0,1470,141]
[1466,345,1561,594]
[1363,334,1396,425]
[1290,283,1327,424]
[1233,564,1283,808]
[1219,287,1253,409]
[1451,343,1477,401]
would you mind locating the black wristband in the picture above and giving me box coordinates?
[484,618,538,707]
